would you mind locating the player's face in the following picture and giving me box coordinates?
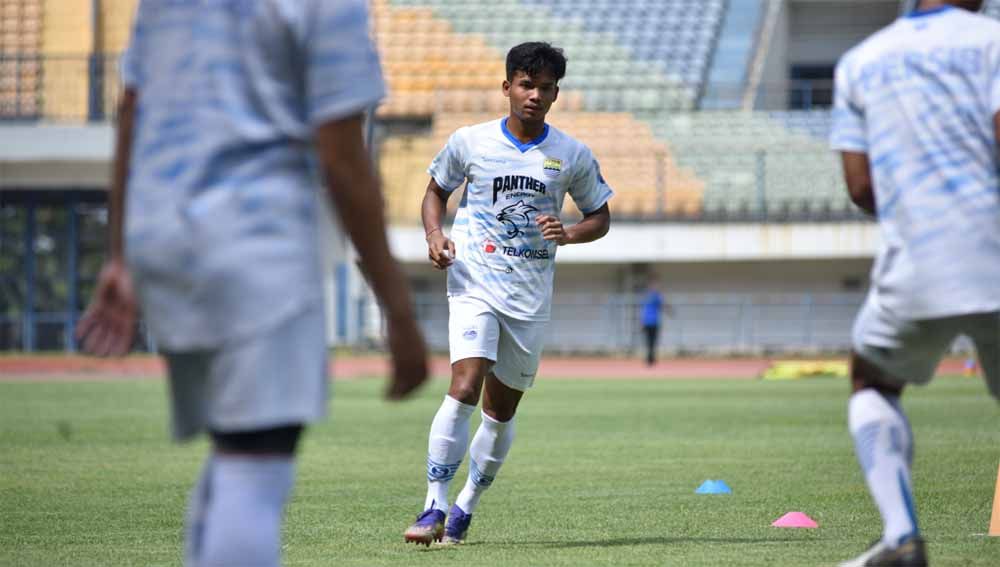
[504,70,559,124]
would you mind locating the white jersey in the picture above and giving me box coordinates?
[120,0,385,350]
[830,5,1000,319]
[430,118,613,321]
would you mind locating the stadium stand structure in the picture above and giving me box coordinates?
[379,110,705,224]
[702,0,764,109]
[640,109,850,220]
[4,0,998,222]
[372,0,854,221]
[383,0,714,112]
[0,0,42,118]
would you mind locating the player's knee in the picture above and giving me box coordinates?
[850,352,903,396]
[482,406,515,423]
[448,382,481,405]
[211,424,303,456]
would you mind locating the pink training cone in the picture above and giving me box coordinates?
[771,511,819,528]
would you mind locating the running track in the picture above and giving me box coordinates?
[0,354,970,381]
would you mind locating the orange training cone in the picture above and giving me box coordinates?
[990,461,1000,536]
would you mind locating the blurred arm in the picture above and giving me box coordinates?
[75,89,139,357]
[109,89,137,259]
[840,151,875,216]
[315,113,427,398]
[994,111,999,154]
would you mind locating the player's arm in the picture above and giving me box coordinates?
[421,178,456,270]
[994,111,1000,154]
[537,203,610,246]
[840,151,875,216]
[315,113,428,400]
[76,88,140,356]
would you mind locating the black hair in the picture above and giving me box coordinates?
[505,42,567,82]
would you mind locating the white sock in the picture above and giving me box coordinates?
[424,395,476,511]
[455,411,515,515]
[184,457,213,567]
[199,455,295,567]
[848,389,918,548]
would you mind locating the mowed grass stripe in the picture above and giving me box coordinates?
[1,377,997,566]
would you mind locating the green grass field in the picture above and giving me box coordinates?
[1,376,998,566]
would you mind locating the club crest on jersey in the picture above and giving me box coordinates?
[543,157,562,178]
[496,200,538,238]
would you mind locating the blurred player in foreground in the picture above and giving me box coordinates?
[830,1,1000,565]
[402,42,613,546]
[76,1,428,565]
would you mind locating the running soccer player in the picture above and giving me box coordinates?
[76,1,428,565]
[403,42,613,546]
[830,2,1000,565]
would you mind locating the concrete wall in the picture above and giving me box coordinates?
[756,0,899,109]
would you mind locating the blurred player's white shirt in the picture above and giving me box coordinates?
[430,118,613,321]
[830,5,1000,319]
[120,0,384,350]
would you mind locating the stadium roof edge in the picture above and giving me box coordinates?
[0,125,113,162]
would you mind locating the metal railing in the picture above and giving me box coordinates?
[401,291,868,355]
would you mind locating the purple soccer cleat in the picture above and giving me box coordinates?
[438,504,472,545]
[404,508,446,546]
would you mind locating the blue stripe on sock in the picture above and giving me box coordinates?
[854,422,880,474]
[469,459,495,487]
[427,458,461,482]
[897,468,920,546]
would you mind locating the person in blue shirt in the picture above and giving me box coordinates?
[640,278,672,366]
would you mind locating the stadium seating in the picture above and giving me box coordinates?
[645,110,850,217]
[0,0,42,118]
[521,0,724,92]
[385,0,703,111]
[39,0,91,121]
[97,0,136,118]
[379,110,704,224]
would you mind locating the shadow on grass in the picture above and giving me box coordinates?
[462,536,806,549]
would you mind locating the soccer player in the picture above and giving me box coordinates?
[830,1,1000,565]
[75,1,428,566]
[401,42,613,546]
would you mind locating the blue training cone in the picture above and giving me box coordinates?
[695,480,732,494]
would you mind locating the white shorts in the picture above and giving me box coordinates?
[448,295,547,391]
[163,307,329,441]
[852,292,1000,398]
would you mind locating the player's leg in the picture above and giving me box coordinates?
[199,426,302,567]
[451,373,522,519]
[650,324,660,366]
[839,299,955,567]
[165,352,214,567]
[405,298,499,546]
[643,324,656,366]
[444,316,542,544]
[176,307,327,567]
[410,359,488,536]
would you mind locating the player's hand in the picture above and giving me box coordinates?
[426,230,456,270]
[384,315,429,400]
[536,214,569,245]
[76,259,138,357]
